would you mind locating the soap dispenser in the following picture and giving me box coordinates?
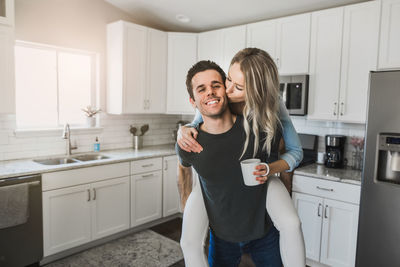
[94,137,100,152]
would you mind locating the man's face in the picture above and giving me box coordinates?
[190,69,228,118]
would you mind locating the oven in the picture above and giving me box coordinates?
[0,174,43,267]
[279,74,309,116]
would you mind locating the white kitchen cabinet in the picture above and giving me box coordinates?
[0,0,14,26]
[292,175,360,267]
[107,21,167,114]
[42,163,130,256]
[0,25,15,114]
[308,1,380,123]
[378,0,400,69]
[131,157,163,227]
[163,155,181,216]
[198,25,246,73]
[166,32,197,114]
[246,13,311,75]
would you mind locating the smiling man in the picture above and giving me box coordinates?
[176,60,282,266]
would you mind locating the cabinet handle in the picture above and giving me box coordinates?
[333,102,337,116]
[142,174,154,178]
[324,205,329,218]
[164,160,168,171]
[318,203,322,217]
[93,188,96,200]
[87,189,91,202]
[276,58,280,68]
[142,164,154,168]
[340,102,344,116]
[316,186,334,192]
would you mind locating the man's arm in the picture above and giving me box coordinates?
[177,163,193,211]
[279,138,294,195]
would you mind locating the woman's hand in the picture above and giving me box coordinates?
[254,163,270,184]
[177,126,203,153]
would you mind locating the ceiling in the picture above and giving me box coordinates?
[105,0,369,32]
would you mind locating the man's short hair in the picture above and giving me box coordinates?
[185,60,226,99]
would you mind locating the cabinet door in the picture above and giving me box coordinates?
[167,33,197,114]
[198,29,223,66]
[307,7,343,121]
[338,1,380,123]
[43,184,91,256]
[220,25,247,73]
[320,199,359,267]
[146,28,167,113]
[292,192,323,262]
[91,176,130,240]
[131,170,162,227]
[246,19,277,62]
[277,13,311,75]
[124,23,148,113]
[379,0,400,69]
[163,155,181,216]
[0,25,14,114]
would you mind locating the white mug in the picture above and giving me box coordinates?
[240,159,269,186]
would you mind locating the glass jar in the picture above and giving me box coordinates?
[352,150,363,170]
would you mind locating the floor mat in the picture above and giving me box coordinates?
[46,230,184,267]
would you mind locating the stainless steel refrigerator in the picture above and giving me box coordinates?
[356,70,400,266]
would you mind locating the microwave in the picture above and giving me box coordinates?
[279,75,309,116]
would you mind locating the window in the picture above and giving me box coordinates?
[14,41,98,129]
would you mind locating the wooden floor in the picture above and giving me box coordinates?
[150,217,256,267]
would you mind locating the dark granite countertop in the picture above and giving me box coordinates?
[294,163,362,185]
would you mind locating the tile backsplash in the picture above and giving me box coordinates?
[0,113,182,161]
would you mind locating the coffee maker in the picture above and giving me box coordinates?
[325,135,346,168]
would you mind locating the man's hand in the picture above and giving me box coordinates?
[177,163,193,211]
[177,126,203,153]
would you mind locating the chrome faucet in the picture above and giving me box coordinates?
[62,123,77,156]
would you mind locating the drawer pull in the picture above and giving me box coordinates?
[142,164,154,168]
[142,174,154,178]
[316,186,334,192]
[324,205,329,218]
[318,203,322,217]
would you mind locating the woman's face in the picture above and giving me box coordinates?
[226,63,245,103]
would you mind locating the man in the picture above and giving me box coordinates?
[176,60,282,266]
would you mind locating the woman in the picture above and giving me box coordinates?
[179,48,306,266]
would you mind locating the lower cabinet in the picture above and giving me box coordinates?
[42,175,130,256]
[292,175,360,267]
[163,155,181,216]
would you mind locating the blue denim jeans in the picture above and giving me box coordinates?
[208,226,282,267]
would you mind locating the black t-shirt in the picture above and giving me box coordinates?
[176,115,281,242]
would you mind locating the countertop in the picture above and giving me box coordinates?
[294,163,362,185]
[0,144,176,179]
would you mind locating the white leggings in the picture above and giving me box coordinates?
[180,173,306,267]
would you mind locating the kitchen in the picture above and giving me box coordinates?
[0,0,400,266]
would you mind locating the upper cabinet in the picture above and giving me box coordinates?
[0,0,14,26]
[247,13,311,75]
[166,32,197,115]
[107,21,167,114]
[378,0,400,69]
[0,25,15,114]
[308,1,380,123]
[198,25,246,73]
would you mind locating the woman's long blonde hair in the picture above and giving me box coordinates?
[231,48,281,158]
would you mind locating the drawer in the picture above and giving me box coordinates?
[293,175,361,205]
[42,162,130,191]
[131,157,162,174]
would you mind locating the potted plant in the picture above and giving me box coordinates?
[82,105,101,127]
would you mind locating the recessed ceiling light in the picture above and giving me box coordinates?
[176,14,190,23]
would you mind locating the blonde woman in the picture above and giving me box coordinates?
[178,48,306,266]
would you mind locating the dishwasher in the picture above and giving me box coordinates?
[0,174,43,267]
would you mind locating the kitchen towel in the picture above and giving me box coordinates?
[0,183,29,229]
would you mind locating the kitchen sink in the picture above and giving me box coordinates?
[33,157,79,165]
[33,154,110,165]
[73,154,110,162]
